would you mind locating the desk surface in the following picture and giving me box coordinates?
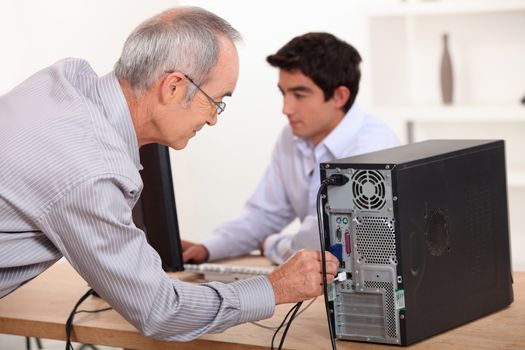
[0,258,523,350]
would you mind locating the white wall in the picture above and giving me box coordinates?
[0,0,178,92]
[2,0,523,270]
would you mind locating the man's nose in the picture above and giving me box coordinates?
[206,112,218,126]
[282,96,294,116]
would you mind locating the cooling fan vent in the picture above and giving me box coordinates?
[352,170,386,210]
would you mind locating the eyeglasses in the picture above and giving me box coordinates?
[164,71,225,115]
[185,75,226,115]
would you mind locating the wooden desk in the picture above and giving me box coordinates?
[0,258,523,350]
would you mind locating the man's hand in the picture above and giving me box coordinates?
[181,240,209,263]
[267,249,339,304]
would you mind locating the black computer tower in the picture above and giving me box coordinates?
[320,140,513,345]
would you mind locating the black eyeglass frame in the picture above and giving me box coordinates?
[164,70,225,115]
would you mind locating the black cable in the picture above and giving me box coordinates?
[65,288,95,350]
[251,297,316,330]
[271,303,299,349]
[25,337,43,350]
[78,345,101,350]
[277,301,303,350]
[317,173,349,350]
[271,302,301,350]
[317,182,337,350]
[75,306,113,314]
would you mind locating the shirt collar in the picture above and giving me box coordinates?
[293,104,365,176]
[96,72,142,170]
[293,103,366,158]
[320,103,365,159]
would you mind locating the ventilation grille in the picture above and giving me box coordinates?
[364,281,397,339]
[338,292,385,339]
[355,216,397,265]
[352,170,386,210]
[466,176,495,289]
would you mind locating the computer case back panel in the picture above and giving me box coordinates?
[323,165,401,344]
[321,140,513,346]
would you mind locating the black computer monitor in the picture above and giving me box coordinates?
[132,143,184,272]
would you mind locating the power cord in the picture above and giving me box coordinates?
[271,301,303,350]
[317,173,349,350]
[251,297,317,330]
[65,288,112,350]
[25,337,43,350]
[76,306,113,314]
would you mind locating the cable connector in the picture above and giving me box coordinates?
[334,271,347,282]
[323,174,349,186]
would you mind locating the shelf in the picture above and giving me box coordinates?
[362,0,525,18]
[372,105,525,122]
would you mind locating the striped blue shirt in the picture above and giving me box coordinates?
[0,58,275,340]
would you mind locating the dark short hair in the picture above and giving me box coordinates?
[267,32,362,113]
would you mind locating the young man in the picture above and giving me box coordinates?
[183,32,399,264]
[0,8,338,341]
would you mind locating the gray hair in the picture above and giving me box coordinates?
[114,7,241,99]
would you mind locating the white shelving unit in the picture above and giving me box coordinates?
[372,105,525,122]
[360,0,525,17]
[364,0,525,270]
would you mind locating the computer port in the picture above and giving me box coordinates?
[330,244,343,263]
[336,227,342,241]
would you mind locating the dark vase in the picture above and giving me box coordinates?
[440,33,453,105]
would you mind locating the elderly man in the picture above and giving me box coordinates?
[0,7,338,341]
[183,32,399,265]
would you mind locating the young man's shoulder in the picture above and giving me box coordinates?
[340,109,400,157]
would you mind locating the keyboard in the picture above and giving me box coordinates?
[184,263,274,283]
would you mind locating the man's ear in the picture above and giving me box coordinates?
[332,86,351,110]
[159,71,187,105]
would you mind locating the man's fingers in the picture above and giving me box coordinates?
[326,274,335,284]
[182,251,192,263]
[182,245,209,264]
[270,250,345,304]
[314,254,339,274]
[182,246,197,263]
[318,274,336,286]
[326,260,339,274]
[180,240,193,250]
[324,251,339,263]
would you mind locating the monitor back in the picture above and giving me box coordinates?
[132,144,183,272]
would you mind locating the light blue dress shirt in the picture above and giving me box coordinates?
[204,104,400,264]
